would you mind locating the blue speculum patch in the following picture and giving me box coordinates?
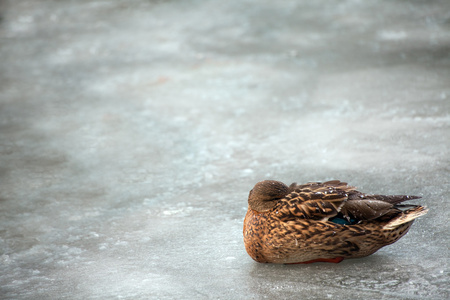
[329,216,358,225]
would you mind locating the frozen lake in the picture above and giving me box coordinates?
[1,0,449,299]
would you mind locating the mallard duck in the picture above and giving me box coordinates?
[243,180,428,264]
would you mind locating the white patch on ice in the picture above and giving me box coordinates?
[378,30,407,40]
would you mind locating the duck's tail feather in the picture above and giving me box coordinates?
[377,194,421,204]
[383,206,428,230]
[351,193,421,205]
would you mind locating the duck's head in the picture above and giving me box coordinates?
[248,180,289,212]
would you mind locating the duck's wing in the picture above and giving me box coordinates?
[278,180,421,222]
[340,193,422,221]
[277,180,355,221]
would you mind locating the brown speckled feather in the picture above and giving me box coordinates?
[243,180,428,264]
[280,180,354,221]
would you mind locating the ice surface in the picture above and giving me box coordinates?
[0,0,449,299]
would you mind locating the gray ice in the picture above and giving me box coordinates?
[0,0,449,299]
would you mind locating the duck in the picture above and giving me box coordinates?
[243,180,428,264]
